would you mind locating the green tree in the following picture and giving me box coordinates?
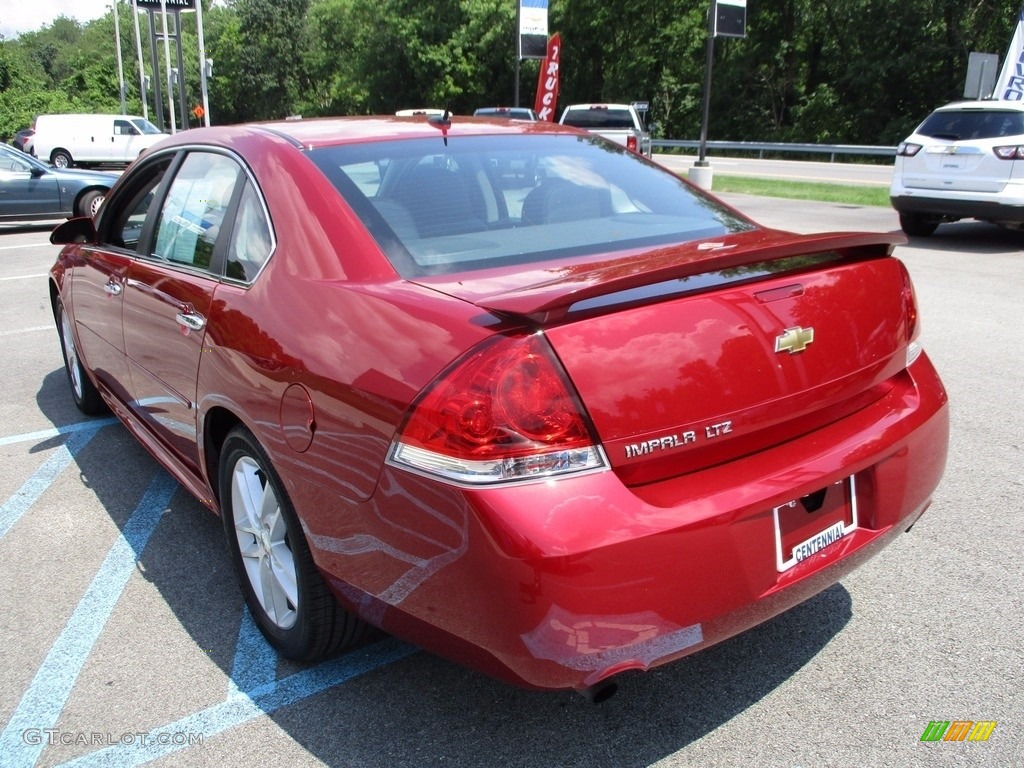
[5,0,1024,147]
[233,0,311,120]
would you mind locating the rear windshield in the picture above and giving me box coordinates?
[308,135,751,277]
[561,108,637,130]
[917,109,1024,140]
[474,108,536,120]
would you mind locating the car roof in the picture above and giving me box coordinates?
[149,115,575,153]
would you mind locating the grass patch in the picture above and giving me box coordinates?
[709,175,891,207]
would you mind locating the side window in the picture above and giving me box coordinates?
[0,154,29,173]
[101,156,173,251]
[225,181,273,282]
[114,120,135,136]
[152,153,241,271]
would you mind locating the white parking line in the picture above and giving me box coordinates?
[0,273,49,280]
[0,418,118,448]
[0,326,51,337]
[0,427,104,540]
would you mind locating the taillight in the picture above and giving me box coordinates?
[993,145,1024,160]
[388,333,607,485]
[897,142,922,157]
[626,135,638,153]
[899,262,922,367]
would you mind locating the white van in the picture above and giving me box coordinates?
[33,114,169,168]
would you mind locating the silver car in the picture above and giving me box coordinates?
[0,143,119,221]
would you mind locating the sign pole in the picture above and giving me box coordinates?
[147,11,165,129]
[112,2,127,114]
[195,0,211,126]
[159,0,177,133]
[697,5,714,167]
[689,3,716,189]
[689,0,746,190]
[131,0,149,119]
[514,0,521,107]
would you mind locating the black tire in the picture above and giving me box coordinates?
[219,426,368,660]
[51,149,73,168]
[55,297,106,415]
[76,189,105,219]
[899,213,939,237]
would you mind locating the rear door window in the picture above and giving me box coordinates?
[225,181,274,282]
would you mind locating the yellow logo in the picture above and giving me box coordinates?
[775,326,814,354]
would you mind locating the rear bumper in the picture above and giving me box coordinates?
[307,353,949,691]
[890,181,1024,223]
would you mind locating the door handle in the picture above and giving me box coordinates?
[103,280,122,296]
[175,311,206,331]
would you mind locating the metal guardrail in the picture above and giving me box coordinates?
[652,139,898,163]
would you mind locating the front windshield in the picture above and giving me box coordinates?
[131,119,164,135]
[309,134,753,278]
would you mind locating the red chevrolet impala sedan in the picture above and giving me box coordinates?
[48,116,948,701]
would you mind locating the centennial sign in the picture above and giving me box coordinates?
[134,0,197,9]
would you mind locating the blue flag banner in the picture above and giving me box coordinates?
[996,6,1024,100]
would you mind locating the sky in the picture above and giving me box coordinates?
[2,1,125,39]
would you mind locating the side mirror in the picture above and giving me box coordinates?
[30,167,47,178]
[51,216,98,245]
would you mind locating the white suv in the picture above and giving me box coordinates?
[890,100,1024,236]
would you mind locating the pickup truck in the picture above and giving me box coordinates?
[559,102,652,157]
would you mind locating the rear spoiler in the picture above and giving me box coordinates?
[475,231,906,323]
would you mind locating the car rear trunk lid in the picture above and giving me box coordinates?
[417,230,912,485]
[901,141,1012,193]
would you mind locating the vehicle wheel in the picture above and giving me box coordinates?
[219,426,368,660]
[76,189,105,218]
[899,213,939,237]
[55,298,106,415]
[51,149,73,168]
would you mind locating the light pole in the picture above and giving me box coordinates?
[112,2,127,114]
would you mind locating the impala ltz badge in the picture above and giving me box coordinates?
[775,326,814,354]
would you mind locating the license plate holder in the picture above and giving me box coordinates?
[773,476,857,572]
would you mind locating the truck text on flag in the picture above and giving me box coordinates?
[534,34,561,122]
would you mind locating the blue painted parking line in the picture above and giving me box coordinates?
[0,422,116,541]
[55,637,417,767]
[227,608,278,697]
[0,471,179,768]
[3,415,417,767]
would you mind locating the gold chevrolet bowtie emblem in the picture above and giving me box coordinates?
[775,326,814,354]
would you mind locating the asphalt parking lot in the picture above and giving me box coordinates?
[0,196,1021,768]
